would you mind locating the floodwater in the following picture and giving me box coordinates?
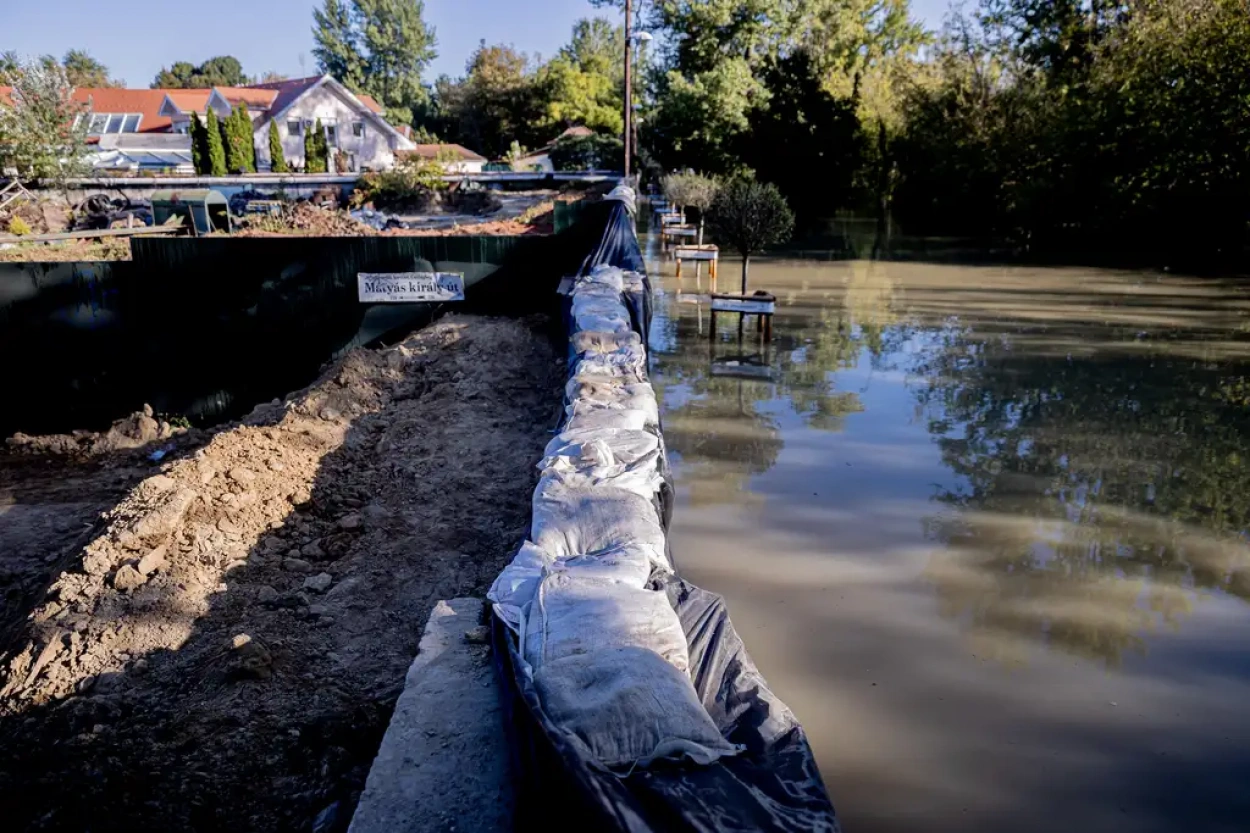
[647,255,1250,833]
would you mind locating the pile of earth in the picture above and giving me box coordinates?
[0,314,563,832]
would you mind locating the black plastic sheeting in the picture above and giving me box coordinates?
[496,196,840,832]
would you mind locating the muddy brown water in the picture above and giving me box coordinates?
[649,256,1250,833]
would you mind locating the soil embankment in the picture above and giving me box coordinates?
[0,315,561,832]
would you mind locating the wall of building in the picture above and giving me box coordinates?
[254,84,397,173]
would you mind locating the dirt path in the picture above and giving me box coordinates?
[0,315,561,832]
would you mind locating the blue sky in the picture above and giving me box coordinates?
[5,0,951,88]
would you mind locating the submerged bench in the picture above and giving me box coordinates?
[710,291,777,341]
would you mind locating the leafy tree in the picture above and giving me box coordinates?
[305,118,329,173]
[268,120,289,172]
[433,43,543,157]
[535,18,625,134]
[61,50,121,87]
[706,177,795,293]
[548,132,623,171]
[224,105,255,173]
[189,111,209,174]
[151,56,248,89]
[0,58,89,187]
[312,0,438,127]
[0,51,19,84]
[662,171,719,243]
[205,107,227,176]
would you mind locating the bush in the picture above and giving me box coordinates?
[707,177,794,293]
[350,154,450,210]
[7,216,32,236]
[549,133,623,171]
[268,121,288,173]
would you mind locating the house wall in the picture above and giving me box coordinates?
[254,84,397,173]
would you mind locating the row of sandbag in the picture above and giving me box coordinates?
[488,264,743,771]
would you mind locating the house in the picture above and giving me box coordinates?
[397,143,487,174]
[514,126,595,172]
[156,75,413,172]
[2,75,414,174]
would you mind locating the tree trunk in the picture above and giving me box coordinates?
[740,254,750,295]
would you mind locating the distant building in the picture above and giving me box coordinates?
[1,74,415,174]
[514,126,595,172]
[398,143,488,174]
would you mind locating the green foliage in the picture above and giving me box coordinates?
[351,153,449,208]
[8,216,32,236]
[433,43,543,158]
[313,0,438,127]
[0,58,89,186]
[548,132,623,171]
[707,177,795,292]
[305,119,329,173]
[189,112,208,174]
[224,106,256,174]
[152,56,248,88]
[662,172,719,212]
[205,107,227,176]
[268,121,289,173]
[61,50,120,87]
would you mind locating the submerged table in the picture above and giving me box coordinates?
[710,291,777,341]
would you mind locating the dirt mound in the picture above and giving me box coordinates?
[236,202,379,237]
[0,315,562,832]
[7,405,190,458]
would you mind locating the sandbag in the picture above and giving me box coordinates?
[535,646,743,771]
[565,407,651,434]
[572,330,643,355]
[575,349,647,381]
[531,483,667,563]
[523,572,689,672]
[542,429,660,470]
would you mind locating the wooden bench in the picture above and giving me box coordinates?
[673,244,718,282]
[710,291,777,341]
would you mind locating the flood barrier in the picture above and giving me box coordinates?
[489,188,839,831]
[0,202,617,437]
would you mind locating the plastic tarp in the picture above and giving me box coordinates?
[490,188,839,831]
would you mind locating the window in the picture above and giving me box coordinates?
[324,124,338,147]
[106,114,125,133]
[87,113,109,134]
[287,120,302,136]
[122,114,141,133]
[85,113,143,135]
[352,121,365,138]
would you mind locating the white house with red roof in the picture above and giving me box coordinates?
[3,73,415,173]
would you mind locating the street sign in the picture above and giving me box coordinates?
[357,272,465,303]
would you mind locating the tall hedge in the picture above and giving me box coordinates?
[189,111,208,174]
[224,105,255,174]
[268,120,288,173]
[205,107,226,176]
[304,118,328,174]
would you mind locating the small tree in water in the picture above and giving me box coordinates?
[707,177,794,294]
[662,172,719,245]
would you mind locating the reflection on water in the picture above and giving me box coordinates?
[649,254,1250,832]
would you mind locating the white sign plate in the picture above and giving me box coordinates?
[357,272,465,303]
[712,297,776,315]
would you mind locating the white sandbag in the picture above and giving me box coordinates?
[572,297,631,334]
[621,271,647,293]
[579,265,624,294]
[574,349,647,381]
[566,393,659,427]
[539,448,664,501]
[535,647,742,770]
[523,572,688,672]
[571,330,643,355]
[542,429,660,470]
[488,541,555,632]
[566,376,655,404]
[549,544,662,587]
[531,483,666,563]
[565,407,650,434]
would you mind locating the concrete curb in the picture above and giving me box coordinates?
[348,598,512,833]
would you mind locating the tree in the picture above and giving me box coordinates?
[434,43,543,158]
[305,119,328,173]
[706,177,794,293]
[268,121,289,172]
[205,107,227,176]
[662,172,719,243]
[535,18,625,134]
[152,56,248,89]
[223,105,255,173]
[189,111,209,174]
[312,0,438,126]
[548,132,623,170]
[0,58,89,188]
[61,50,120,87]
[0,51,19,85]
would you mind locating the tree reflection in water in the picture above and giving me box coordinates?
[913,299,1250,667]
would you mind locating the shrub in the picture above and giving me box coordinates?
[350,153,450,210]
[549,133,623,171]
[268,120,288,173]
[707,177,794,293]
[8,216,32,236]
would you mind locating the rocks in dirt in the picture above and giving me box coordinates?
[125,487,197,541]
[301,541,326,559]
[229,467,257,486]
[229,634,273,681]
[283,557,312,573]
[137,545,167,576]
[337,513,362,531]
[111,564,147,592]
[303,573,333,594]
[256,586,279,604]
[326,577,360,599]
